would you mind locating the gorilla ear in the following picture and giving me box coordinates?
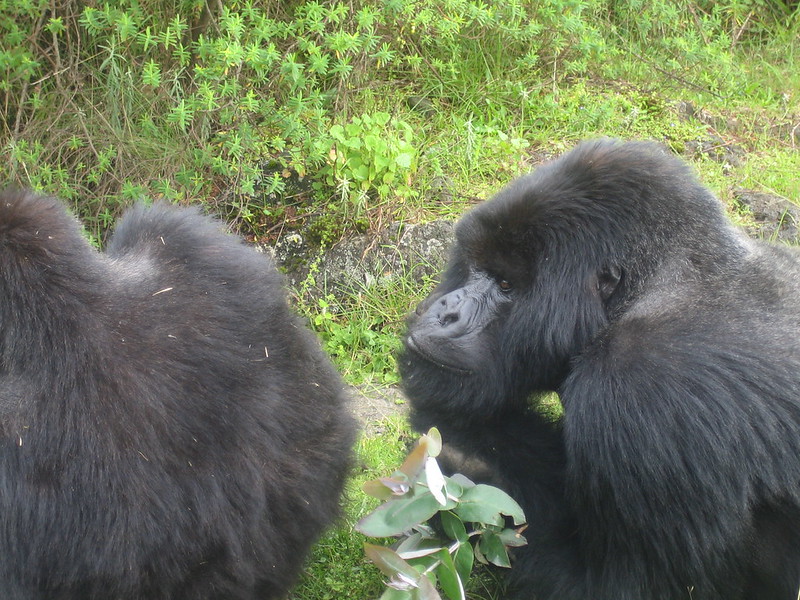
[597,265,622,301]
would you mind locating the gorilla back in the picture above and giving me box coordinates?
[0,191,355,600]
[400,140,800,599]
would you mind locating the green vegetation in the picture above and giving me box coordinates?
[359,428,528,600]
[2,1,798,598]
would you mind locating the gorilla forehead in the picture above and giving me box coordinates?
[456,138,724,265]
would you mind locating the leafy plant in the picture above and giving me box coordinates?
[313,112,418,207]
[358,428,527,600]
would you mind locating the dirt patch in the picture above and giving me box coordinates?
[348,384,408,436]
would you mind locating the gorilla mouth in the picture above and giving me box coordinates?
[405,335,472,375]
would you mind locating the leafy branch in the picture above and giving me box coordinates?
[357,428,527,600]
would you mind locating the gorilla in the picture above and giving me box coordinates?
[0,191,356,599]
[400,140,800,599]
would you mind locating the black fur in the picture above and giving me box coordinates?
[400,140,800,599]
[0,191,356,599]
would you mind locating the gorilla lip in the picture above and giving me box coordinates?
[405,334,472,375]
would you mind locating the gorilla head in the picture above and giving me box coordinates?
[400,140,800,599]
[0,192,356,600]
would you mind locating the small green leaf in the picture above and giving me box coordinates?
[353,163,370,181]
[497,526,528,548]
[440,511,468,543]
[374,111,391,126]
[478,530,511,568]
[395,152,414,169]
[453,542,474,584]
[329,124,345,140]
[442,476,464,500]
[424,427,442,457]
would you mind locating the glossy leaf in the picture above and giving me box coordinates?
[364,543,420,580]
[434,548,465,600]
[439,511,468,543]
[453,542,474,584]
[478,530,511,568]
[357,492,441,537]
[453,484,526,526]
[396,532,444,560]
[498,525,528,548]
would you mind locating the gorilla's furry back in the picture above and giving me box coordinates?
[401,140,800,599]
[0,191,356,599]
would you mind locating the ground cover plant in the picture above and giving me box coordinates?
[1,0,799,598]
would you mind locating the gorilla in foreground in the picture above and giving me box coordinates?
[400,140,800,599]
[0,192,356,599]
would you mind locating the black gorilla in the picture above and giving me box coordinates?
[0,191,356,599]
[400,140,800,599]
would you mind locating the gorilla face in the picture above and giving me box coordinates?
[406,270,512,375]
[401,183,624,421]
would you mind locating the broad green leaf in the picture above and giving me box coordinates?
[354,163,370,182]
[453,542,474,584]
[417,573,442,600]
[449,473,476,489]
[440,511,468,543]
[356,492,441,537]
[374,154,391,172]
[435,548,465,600]
[478,531,511,568]
[329,124,345,140]
[364,134,379,152]
[395,531,444,560]
[453,484,526,526]
[365,543,420,580]
[442,476,464,500]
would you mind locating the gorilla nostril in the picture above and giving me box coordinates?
[440,312,459,327]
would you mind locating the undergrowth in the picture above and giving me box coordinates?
[2,0,798,240]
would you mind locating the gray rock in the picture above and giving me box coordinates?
[735,189,800,244]
[268,219,455,303]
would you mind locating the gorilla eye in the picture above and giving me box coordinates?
[498,279,513,292]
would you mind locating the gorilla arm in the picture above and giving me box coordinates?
[556,323,795,599]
